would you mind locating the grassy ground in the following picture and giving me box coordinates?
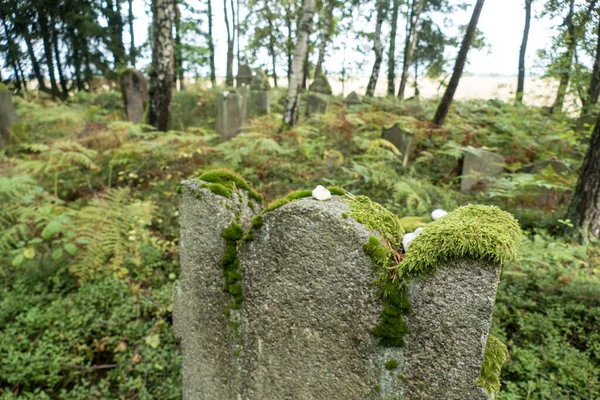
[0,87,598,399]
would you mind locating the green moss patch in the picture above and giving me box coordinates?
[400,204,521,280]
[199,169,264,203]
[346,195,405,250]
[221,223,245,309]
[398,216,430,232]
[201,183,233,198]
[384,360,399,370]
[477,335,509,396]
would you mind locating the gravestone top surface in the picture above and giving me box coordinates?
[250,70,271,90]
[522,159,570,175]
[236,65,253,87]
[309,75,333,95]
[344,91,361,105]
[460,148,505,193]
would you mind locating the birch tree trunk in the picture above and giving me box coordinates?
[565,113,600,243]
[516,0,532,103]
[397,0,425,100]
[583,13,600,114]
[207,0,217,88]
[314,0,335,78]
[386,0,400,96]
[224,0,234,86]
[552,0,575,113]
[283,0,316,126]
[433,0,485,125]
[149,0,175,132]
[365,0,386,97]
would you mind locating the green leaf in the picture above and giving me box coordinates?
[145,334,160,348]
[64,243,77,256]
[12,254,24,267]
[52,248,64,261]
[23,247,35,259]
[42,220,62,239]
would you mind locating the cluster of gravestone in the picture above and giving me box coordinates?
[174,170,521,400]
[0,84,19,146]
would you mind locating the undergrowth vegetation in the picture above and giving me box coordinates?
[0,88,597,399]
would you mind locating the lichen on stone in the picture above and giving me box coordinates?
[198,169,264,203]
[476,335,509,397]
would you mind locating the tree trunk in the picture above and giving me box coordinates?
[23,32,47,91]
[283,0,316,126]
[516,0,532,103]
[267,13,279,87]
[583,18,600,114]
[433,0,485,125]
[174,2,184,90]
[365,0,386,97]
[398,0,425,100]
[224,0,234,86]
[314,0,335,78]
[128,0,136,67]
[302,48,310,90]
[38,8,60,98]
[565,113,600,243]
[207,0,217,88]
[53,31,69,97]
[386,0,400,96]
[149,0,175,131]
[552,0,575,113]
[286,5,294,84]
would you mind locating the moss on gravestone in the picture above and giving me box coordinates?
[198,169,264,203]
[476,335,509,396]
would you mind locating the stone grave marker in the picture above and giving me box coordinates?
[309,75,333,95]
[0,85,19,146]
[460,148,505,193]
[236,65,253,87]
[382,123,414,166]
[523,159,571,208]
[216,91,243,138]
[238,85,250,124]
[305,75,332,117]
[249,71,270,117]
[119,69,149,124]
[575,114,597,132]
[175,173,520,400]
[344,91,361,106]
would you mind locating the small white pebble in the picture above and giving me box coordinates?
[312,185,331,201]
[403,228,423,252]
[222,91,230,98]
[431,209,448,221]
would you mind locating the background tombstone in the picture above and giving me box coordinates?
[382,123,413,166]
[216,91,242,138]
[119,69,149,124]
[249,71,271,117]
[305,75,333,117]
[461,148,505,193]
[575,114,596,132]
[236,65,253,87]
[238,85,250,124]
[0,85,19,146]
[344,91,361,106]
[522,159,571,208]
[309,75,333,95]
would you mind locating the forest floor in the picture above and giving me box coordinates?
[0,87,598,399]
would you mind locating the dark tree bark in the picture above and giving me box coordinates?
[386,0,400,96]
[149,0,175,131]
[398,0,425,100]
[207,0,216,88]
[266,11,279,87]
[174,2,184,90]
[565,113,600,243]
[365,0,386,97]
[224,0,234,86]
[433,0,486,125]
[314,0,335,78]
[516,0,532,103]
[53,30,69,97]
[128,0,136,67]
[284,0,316,126]
[105,0,127,68]
[38,8,61,98]
[552,0,576,113]
[23,31,47,91]
[302,48,310,90]
[583,17,600,114]
[285,5,294,84]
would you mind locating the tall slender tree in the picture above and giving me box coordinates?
[365,0,387,97]
[386,0,400,96]
[583,15,600,114]
[314,0,336,78]
[149,0,175,131]
[128,0,136,67]
[283,0,316,126]
[224,0,235,86]
[516,0,533,103]
[207,0,217,88]
[433,0,485,125]
[397,0,425,100]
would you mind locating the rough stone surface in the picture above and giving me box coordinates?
[174,179,260,400]
[0,88,19,146]
[575,114,597,132]
[119,69,149,124]
[217,91,242,138]
[237,65,254,87]
[249,72,270,117]
[400,259,501,399]
[382,123,413,166]
[238,86,250,124]
[344,91,361,105]
[239,197,402,400]
[305,93,329,116]
[461,148,505,193]
[522,160,571,208]
[309,75,333,95]
[522,159,570,175]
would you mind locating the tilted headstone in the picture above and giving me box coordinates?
[461,148,505,193]
[382,123,414,166]
[344,91,362,106]
[309,75,333,95]
[216,91,243,138]
[236,65,254,88]
[119,69,149,124]
[249,71,270,117]
[176,175,519,399]
[0,85,19,146]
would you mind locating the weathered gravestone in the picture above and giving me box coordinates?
[522,159,571,208]
[119,69,149,124]
[237,65,254,87]
[461,148,505,193]
[238,85,250,124]
[382,123,413,166]
[575,114,597,132]
[249,71,270,117]
[175,172,520,400]
[306,75,333,117]
[0,85,19,146]
[344,91,362,106]
[216,91,243,138]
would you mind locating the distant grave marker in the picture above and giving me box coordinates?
[382,123,414,166]
[249,71,270,117]
[216,91,242,138]
[0,85,19,146]
[460,148,504,193]
[119,69,149,124]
